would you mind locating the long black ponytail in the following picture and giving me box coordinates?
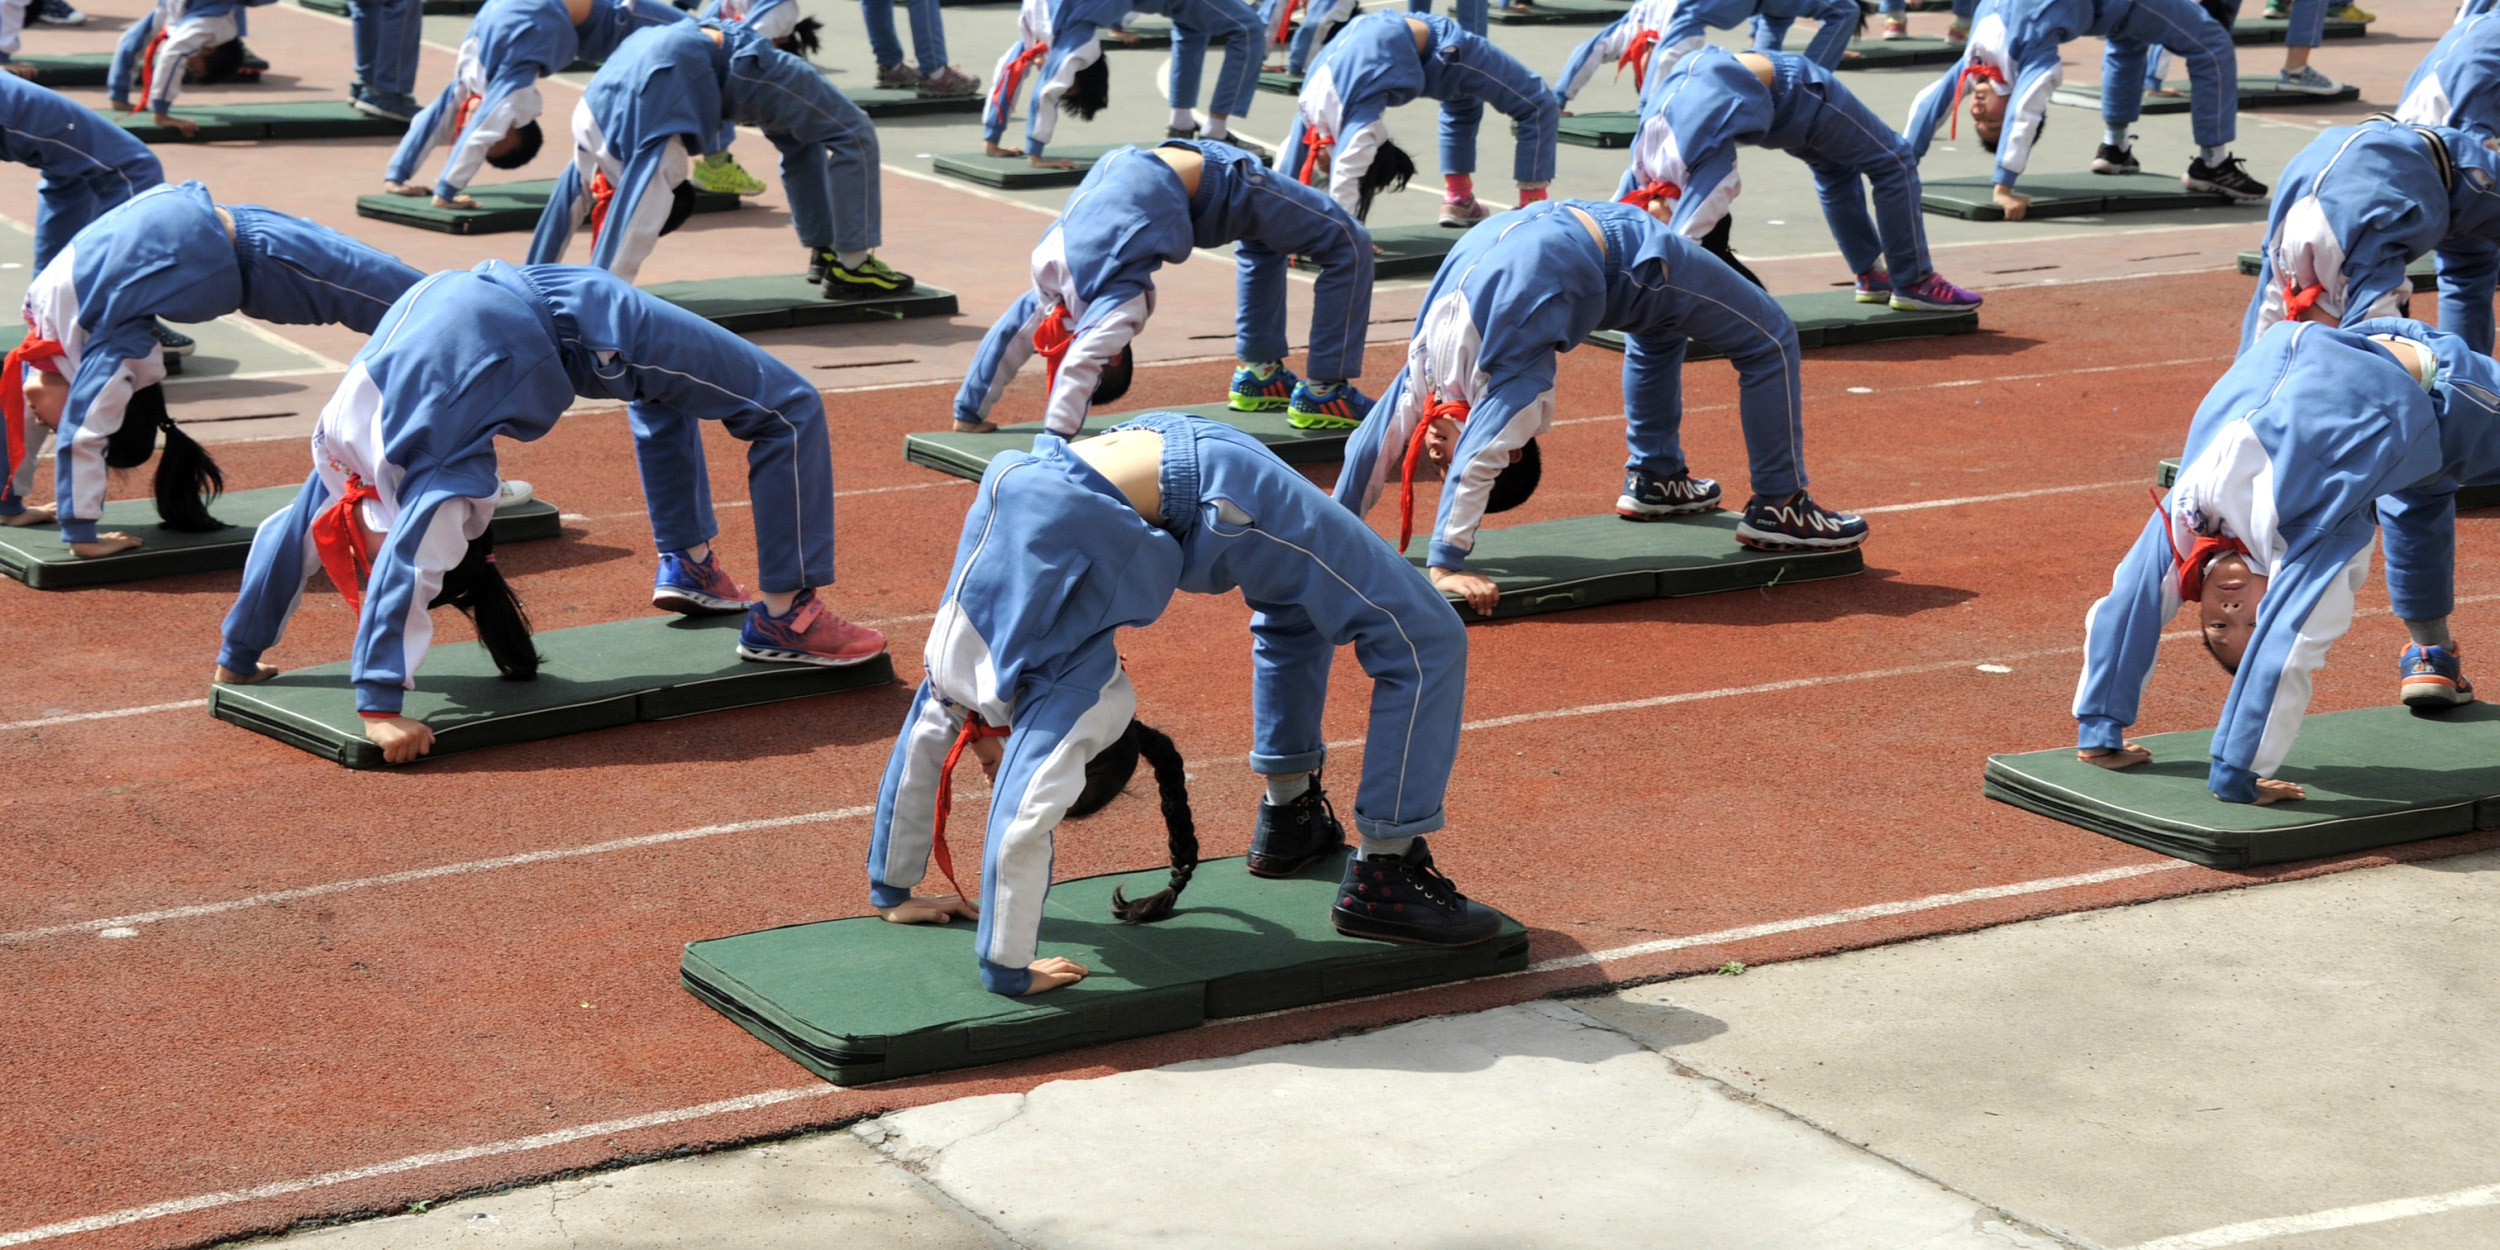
[428,532,542,681]
[1069,719,1199,924]
[103,384,226,531]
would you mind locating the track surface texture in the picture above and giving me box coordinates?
[0,1,2485,1247]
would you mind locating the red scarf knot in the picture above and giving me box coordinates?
[1619,179,1681,210]
[1616,27,1663,93]
[310,473,384,615]
[1032,303,1075,393]
[993,41,1049,115]
[2282,277,2327,321]
[2,332,66,481]
[929,715,1014,900]
[1398,395,1470,552]
[1948,61,2006,140]
[1296,128,1336,187]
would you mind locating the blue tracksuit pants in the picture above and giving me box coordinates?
[2101,0,2237,146]
[864,0,950,75]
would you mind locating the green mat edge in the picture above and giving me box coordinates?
[1919,177,2233,221]
[901,422,1349,483]
[1,499,561,591]
[929,148,1113,189]
[1448,538,1865,622]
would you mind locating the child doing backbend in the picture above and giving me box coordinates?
[983,0,1261,170]
[214,262,886,763]
[1555,0,1860,114]
[953,140,1378,439]
[3,182,422,557]
[107,0,277,137]
[2076,320,2500,805]
[1333,200,1865,615]
[866,411,1498,996]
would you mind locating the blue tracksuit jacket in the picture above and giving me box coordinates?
[0,71,164,270]
[1556,0,1857,107]
[2401,10,2500,139]
[109,0,278,115]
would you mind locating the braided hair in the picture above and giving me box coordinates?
[1068,720,1198,924]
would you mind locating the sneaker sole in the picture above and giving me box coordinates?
[1735,523,1867,552]
[2090,162,2140,175]
[736,643,886,667]
[1229,393,1293,412]
[1853,291,1891,304]
[2181,177,2266,202]
[2401,679,2474,709]
[1890,295,1981,313]
[652,591,755,615]
[1329,913,1504,947]
[1615,494,1720,520]
[1244,843,1343,879]
[1288,412,1363,430]
[1438,216,1486,229]
[2274,83,2346,95]
[822,281,915,302]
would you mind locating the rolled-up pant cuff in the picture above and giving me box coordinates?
[1248,746,1326,775]
[1353,808,1445,839]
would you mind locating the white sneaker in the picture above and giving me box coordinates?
[2277,66,2345,95]
[496,480,534,508]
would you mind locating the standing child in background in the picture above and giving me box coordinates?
[1279,12,1558,228]
[865,411,1497,997]
[1333,201,1866,615]
[3,182,421,556]
[383,0,689,208]
[1260,0,1355,77]
[107,0,278,134]
[347,0,424,119]
[953,141,1378,437]
[1617,45,1982,312]
[213,261,887,765]
[858,0,980,97]
[2401,6,2500,138]
[2074,320,2494,806]
[2241,119,2500,355]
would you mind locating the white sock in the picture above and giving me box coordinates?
[2104,125,2129,148]
[835,249,868,269]
[1171,106,1197,131]
[2200,144,2230,165]
[1264,772,1311,805]
[2408,618,2455,649]
[1204,115,1231,140]
[1361,836,1415,859]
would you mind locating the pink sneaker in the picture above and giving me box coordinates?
[1439,196,1492,228]
[1890,272,1983,312]
[737,589,887,666]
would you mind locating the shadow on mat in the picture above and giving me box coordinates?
[1816,328,2046,363]
[1472,565,1976,629]
[494,534,637,576]
[414,679,915,773]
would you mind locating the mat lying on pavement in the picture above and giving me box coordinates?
[2050,75,2357,112]
[1984,704,2500,868]
[842,85,983,116]
[355,178,740,234]
[2235,250,2436,291]
[1490,0,1628,24]
[904,402,1347,481]
[1921,172,2238,220]
[682,848,1530,1085]
[1258,70,1303,95]
[1291,222,1467,280]
[118,101,408,143]
[2230,15,2366,43]
[639,276,957,332]
[300,0,478,13]
[1837,36,1961,70]
[1583,289,1977,358]
[0,485,558,590]
[2157,455,2500,510]
[931,144,1118,189]
[213,614,895,767]
[1413,512,1864,622]
[13,52,112,85]
[1558,110,1638,149]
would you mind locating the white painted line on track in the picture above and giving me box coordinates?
[0,700,209,734]
[1857,479,2140,515]
[2124,1182,2500,1250]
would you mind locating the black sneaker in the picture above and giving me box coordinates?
[822,254,916,301]
[1166,123,1200,140]
[1735,490,1868,551]
[1247,773,1344,878]
[1331,838,1502,947]
[150,320,195,357]
[805,247,833,284]
[2184,155,2268,201]
[2090,142,2139,175]
[1616,467,1721,520]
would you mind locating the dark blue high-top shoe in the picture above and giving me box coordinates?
[1332,838,1502,946]
[1247,773,1344,878]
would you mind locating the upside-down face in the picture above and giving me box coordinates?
[2197,551,2267,674]
[1970,86,2008,147]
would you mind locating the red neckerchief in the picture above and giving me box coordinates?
[1032,303,1075,392]
[1296,128,1336,187]
[134,25,171,109]
[310,473,383,614]
[992,41,1049,115]
[2282,277,2327,321]
[2150,486,2249,602]
[1,332,66,481]
[1616,27,1663,94]
[1270,0,1302,51]
[1949,61,2006,140]
[1399,395,1469,552]
[453,90,482,134]
[587,167,617,241]
[1619,178,1681,211]
[929,716,1013,900]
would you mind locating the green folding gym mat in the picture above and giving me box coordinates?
[1581,289,1979,358]
[2050,75,2358,113]
[1489,0,1630,25]
[2156,455,2500,510]
[843,85,983,117]
[0,485,559,590]
[681,849,1531,1085]
[1985,704,2500,868]
[1291,222,1467,280]
[1414,512,1863,621]
[2230,16,2367,44]
[213,614,896,767]
[931,144,1119,189]
[1921,172,2236,221]
[118,101,407,143]
[2235,250,2437,292]
[13,52,111,86]
[1558,110,1638,150]
[1837,36,1961,71]
[902,402,1347,482]
[637,275,958,333]
[298,0,479,14]
[354,178,742,235]
[1258,71,1303,96]
[1099,16,1238,48]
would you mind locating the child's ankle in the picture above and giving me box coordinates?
[1442,172,1475,204]
[1517,182,1549,207]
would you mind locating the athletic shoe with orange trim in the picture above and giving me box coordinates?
[738,589,888,667]
[2400,643,2474,709]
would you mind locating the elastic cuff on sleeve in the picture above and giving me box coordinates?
[432,181,463,202]
[1992,170,2020,189]
[1427,540,1471,573]
[59,518,98,545]
[2076,716,2126,752]
[869,882,913,909]
[353,681,407,717]
[2208,761,2259,805]
[979,957,1034,997]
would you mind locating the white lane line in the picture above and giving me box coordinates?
[0,808,872,945]
[0,1086,836,1249]
[571,477,971,522]
[1857,479,2140,515]
[2125,1183,2500,1250]
[0,700,209,734]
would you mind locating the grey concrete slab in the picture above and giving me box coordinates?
[861,1001,2069,1250]
[1577,850,2500,1250]
[240,1133,1005,1250]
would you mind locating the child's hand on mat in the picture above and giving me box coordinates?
[364,715,435,764]
[1112,27,1140,43]
[2250,778,2307,805]
[381,180,429,198]
[1,504,56,527]
[71,532,142,557]
[154,112,200,138]
[435,194,479,209]
[877,894,979,924]
[1430,566,1500,615]
[4,63,36,80]
[1992,186,2030,221]
[1021,956,1088,995]
[213,663,278,685]
[2077,742,2151,769]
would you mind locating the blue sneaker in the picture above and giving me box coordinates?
[2400,643,2474,709]
[1287,381,1374,429]
[1853,268,1892,305]
[352,92,421,122]
[1616,467,1721,520]
[1229,363,1300,412]
[652,550,757,615]
[738,589,887,667]
[1736,491,1868,551]
[1332,838,1502,947]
